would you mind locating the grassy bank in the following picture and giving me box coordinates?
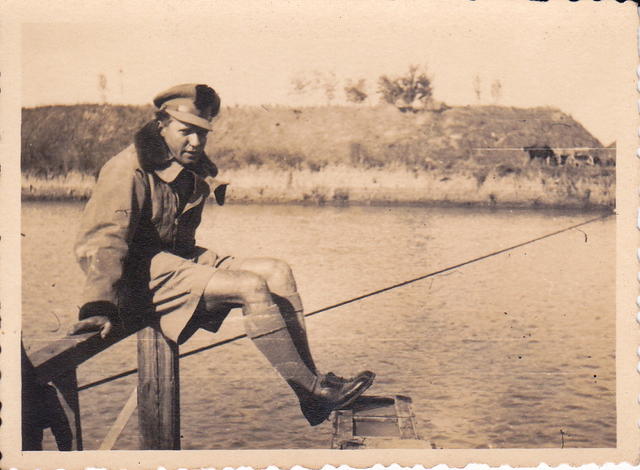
[23,163,615,210]
[21,103,615,209]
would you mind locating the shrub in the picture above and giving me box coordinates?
[344,79,368,104]
[377,65,433,112]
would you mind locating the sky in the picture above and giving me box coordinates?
[18,0,636,144]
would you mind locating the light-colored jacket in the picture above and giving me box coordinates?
[74,120,227,320]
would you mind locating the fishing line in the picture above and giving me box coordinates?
[77,212,612,392]
[303,212,611,318]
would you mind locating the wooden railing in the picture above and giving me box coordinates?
[22,319,181,450]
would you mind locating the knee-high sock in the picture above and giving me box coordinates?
[272,293,317,374]
[243,301,317,392]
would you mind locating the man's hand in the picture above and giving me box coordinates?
[68,315,113,339]
[73,301,119,338]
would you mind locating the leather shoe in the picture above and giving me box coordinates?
[322,371,349,386]
[299,370,375,426]
[322,370,373,388]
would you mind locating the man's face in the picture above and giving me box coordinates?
[159,118,209,167]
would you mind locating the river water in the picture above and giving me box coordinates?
[21,201,615,450]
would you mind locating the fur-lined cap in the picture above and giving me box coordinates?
[153,84,221,130]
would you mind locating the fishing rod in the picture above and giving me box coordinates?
[77,212,612,392]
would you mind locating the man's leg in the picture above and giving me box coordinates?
[202,269,317,393]
[202,266,375,425]
[227,258,318,373]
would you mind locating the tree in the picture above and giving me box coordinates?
[290,73,312,96]
[344,78,367,104]
[377,65,433,112]
[98,73,108,103]
[472,74,482,103]
[490,79,502,103]
[314,70,338,105]
[290,70,339,105]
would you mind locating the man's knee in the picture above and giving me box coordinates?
[238,271,270,299]
[234,257,296,293]
[259,258,295,290]
[203,269,271,305]
[266,258,294,285]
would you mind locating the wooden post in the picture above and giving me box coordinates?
[50,370,83,450]
[22,341,82,451]
[137,323,180,450]
[22,342,45,450]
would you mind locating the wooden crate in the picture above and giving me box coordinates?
[331,395,426,449]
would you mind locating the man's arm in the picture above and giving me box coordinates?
[73,154,147,333]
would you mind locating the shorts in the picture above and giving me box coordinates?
[149,246,236,343]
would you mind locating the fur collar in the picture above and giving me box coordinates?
[133,120,219,179]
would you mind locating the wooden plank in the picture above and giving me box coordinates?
[137,325,180,450]
[353,416,398,423]
[50,369,83,450]
[394,395,419,440]
[331,409,368,449]
[347,437,429,449]
[99,386,138,450]
[29,319,146,385]
[332,409,354,443]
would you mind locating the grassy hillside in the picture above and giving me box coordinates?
[21,104,615,209]
[208,105,604,170]
[22,104,153,176]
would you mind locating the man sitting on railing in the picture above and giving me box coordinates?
[68,83,375,426]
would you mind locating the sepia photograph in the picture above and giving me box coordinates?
[2,1,638,468]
